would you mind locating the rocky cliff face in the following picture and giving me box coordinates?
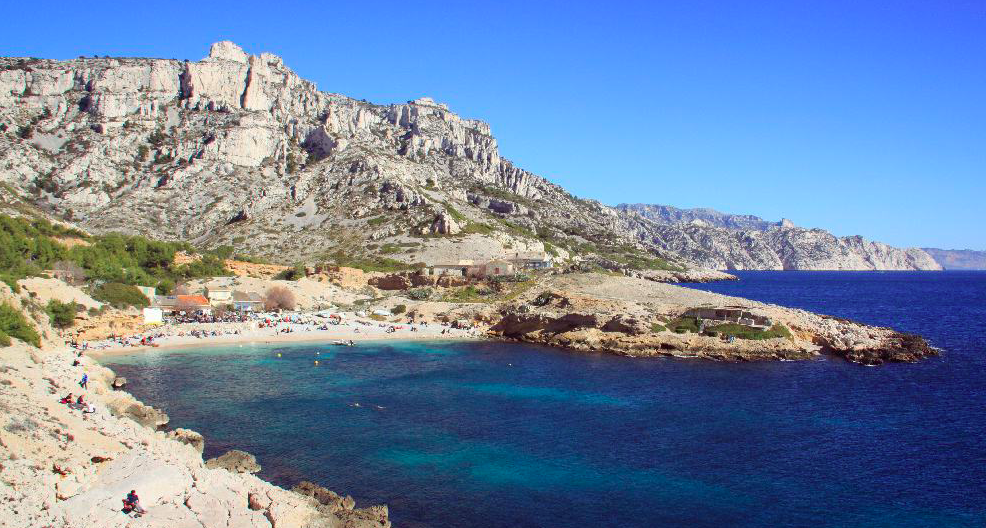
[619,204,941,271]
[921,248,986,270]
[0,42,939,271]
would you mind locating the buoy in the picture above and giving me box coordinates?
[314,360,319,365]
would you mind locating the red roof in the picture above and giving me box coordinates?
[176,295,210,306]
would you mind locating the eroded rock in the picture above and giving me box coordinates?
[205,450,261,474]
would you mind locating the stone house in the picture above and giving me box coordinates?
[206,287,233,304]
[507,252,553,270]
[484,259,514,277]
[684,307,773,329]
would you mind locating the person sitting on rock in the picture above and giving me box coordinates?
[123,490,146,515]
[76,395,85,405]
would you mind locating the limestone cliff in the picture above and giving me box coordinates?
[619,204,941,271]
[0,42,939,271]
[921,248,986,270]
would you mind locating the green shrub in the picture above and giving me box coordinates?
[650,322,667,333]
[46,299,78,329]
[0,329,9,347]
[155,278,175,295]
[0,303,40,347]
[367,216,388,226]
[407,288,431,300]
[460,223,494,236]
[91,283,149,309]
[391,304,407,315]
[669,316,700,334]
[274,263,306,281]
[707,323,793,340]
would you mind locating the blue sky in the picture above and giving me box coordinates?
[3,1,984,249]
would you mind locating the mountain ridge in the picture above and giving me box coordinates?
[0,41,940,271]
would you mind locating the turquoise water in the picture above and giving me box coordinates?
[103,272,986,527]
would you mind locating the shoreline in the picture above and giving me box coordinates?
[0,341,392,527]
[82,315,486,358]
[88,329,484,357]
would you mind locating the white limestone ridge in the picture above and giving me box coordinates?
[0,42,941,270]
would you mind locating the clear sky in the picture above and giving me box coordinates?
[3,1,984,249]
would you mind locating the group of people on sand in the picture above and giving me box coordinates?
[59,391,96,414]
[59,363,96,414]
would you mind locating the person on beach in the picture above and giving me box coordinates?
[123,490,146,515]
[79,373,88,389]
[83,402,96,414]
[59,393,74,404]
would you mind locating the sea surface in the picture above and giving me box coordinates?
[102,271,986,527]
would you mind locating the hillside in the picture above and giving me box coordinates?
[921,248,986,270]
[0,41,939,271]
[618,204,940,270]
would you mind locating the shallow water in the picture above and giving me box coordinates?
[104,271,986,527]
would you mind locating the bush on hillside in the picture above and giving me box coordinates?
[91,283,150,309]
[391,304,407,315]
[0,303,40,347]
[46,299,79,329]
[264,286,296,311]
[274,263,306,281]
[406,288,431,300]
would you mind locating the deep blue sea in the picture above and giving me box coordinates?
[102,271,986,527]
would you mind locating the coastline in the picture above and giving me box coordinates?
[0,341,393,527]
[83,317,485,358]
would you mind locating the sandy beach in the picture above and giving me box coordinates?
[83,313,486,357]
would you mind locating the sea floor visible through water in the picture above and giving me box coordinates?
[103,271,986,527]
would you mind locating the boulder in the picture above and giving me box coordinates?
[205,450,261,474]
[167,428,205,453]
[368,275,412,291]
[336,505,392,528]
[111,376,126,389]
[107,399,169,429]
[292,480,355,513]
[430,211,461,235]
[602,315,649,335]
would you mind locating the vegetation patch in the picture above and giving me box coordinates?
[323,251,422,273]
[46,299,79,329]
[650,322,667,333]
[459,223,494,236]
[91,283,150,309]
[706,323,793,340]
[274,263,307,281]
[669,316,700,334]
[0,303,40,347]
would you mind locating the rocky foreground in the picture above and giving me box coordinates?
[0,342,390,528]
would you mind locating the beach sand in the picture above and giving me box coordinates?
[85,316,485,357]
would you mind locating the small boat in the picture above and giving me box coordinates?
[332,340,355,346]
